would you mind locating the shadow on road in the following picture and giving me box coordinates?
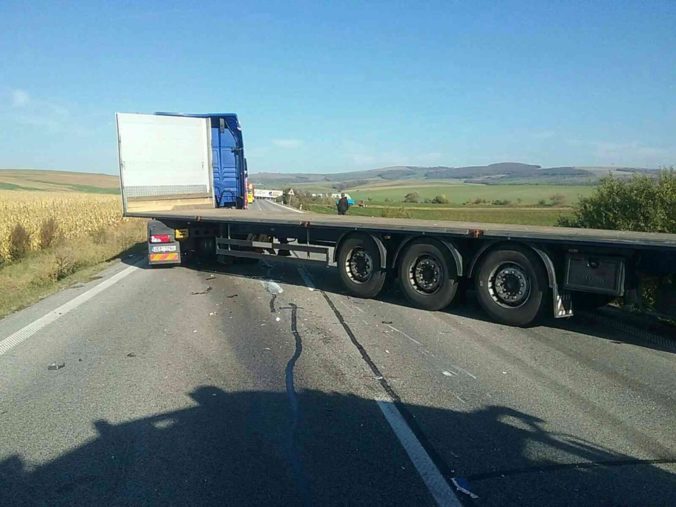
[1,386,674,506]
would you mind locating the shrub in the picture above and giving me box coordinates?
[39,217,59,249]
[550,193,566,206]
[52,248,77,280]
[403,192,420,203]
[537,198,548,206]
[558,170,675,233]
[491,199,512,206]
[432,195,449,204]
[8,223,31,261]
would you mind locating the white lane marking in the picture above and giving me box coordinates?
[296,267,461,507]
[449,363,477,380]
[377,400,462,507]
[0,264,140,357]
[267,200,304,214]
[385,324,423,346]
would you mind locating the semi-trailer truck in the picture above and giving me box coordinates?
[116,112,676,327]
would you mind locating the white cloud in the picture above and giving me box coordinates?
[11,89,30,107]
[272,138,303,149]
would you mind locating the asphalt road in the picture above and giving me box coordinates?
[1,202,675,506]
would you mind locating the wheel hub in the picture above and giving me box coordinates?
[410,256,442,293]
[346,248,373,283]
[490,263,530,307]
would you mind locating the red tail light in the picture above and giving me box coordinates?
[150,234,171,243]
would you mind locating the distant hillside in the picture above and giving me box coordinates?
[251,163,656,189]
[0,170,120,193]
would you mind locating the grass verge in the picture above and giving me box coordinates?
[0,219,146,319]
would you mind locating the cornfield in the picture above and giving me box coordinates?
[0,191,123,263]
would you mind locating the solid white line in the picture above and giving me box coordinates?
[267,200,304,214]
[295,267,461,507]
[377,400,462,507]
[0,264,141,357]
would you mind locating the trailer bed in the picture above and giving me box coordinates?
[127,207,676,251]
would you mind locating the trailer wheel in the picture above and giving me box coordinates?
[398,240,459,311]
[475,247,548,326]
[337,235,386,298]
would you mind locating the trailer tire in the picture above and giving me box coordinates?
[475,247,548,326]
[398,240,459,311]
[337,235,387,298]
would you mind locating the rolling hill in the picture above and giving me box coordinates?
[251,163,657,189]
[0,170,120,193]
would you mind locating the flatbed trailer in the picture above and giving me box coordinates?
[117,112,676,326]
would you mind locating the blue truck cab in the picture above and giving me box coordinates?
[156,112,248,209]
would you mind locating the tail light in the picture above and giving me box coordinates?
[150,234,171,243]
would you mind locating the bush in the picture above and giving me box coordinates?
[432,195,449,204]
[558,170,675,233]
[403,192,420,203]
[39,217,59,249]
[8,223,31,261]
[550,193,566,206]
[537,199,548,206]
[491,199,512,206]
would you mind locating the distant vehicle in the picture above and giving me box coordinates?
[116,112,676,327]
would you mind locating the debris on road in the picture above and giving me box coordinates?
[209,312,216,316]
[451,477,479,499]
[205,275,216,280]
[126,353,136,358]
[191,286,212,295]
[382,320,393,324]
[226,294,238,298]
[47,362,65,371]
[275,317,281,322]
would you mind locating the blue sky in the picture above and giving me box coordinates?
[1,0,674,174]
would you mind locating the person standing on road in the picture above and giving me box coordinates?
[337,193,350,215]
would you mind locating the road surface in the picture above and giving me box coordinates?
[1,202,675,506]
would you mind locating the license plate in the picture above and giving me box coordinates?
[151,245,177,253]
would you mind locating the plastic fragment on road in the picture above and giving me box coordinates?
[47,362,65,370]
[126,353,136,358]
[205,275,216,280]
[191,286,212,295]
[275,317,281,322]
[226,294,238,298]
[451,477,479,499]
[382,320,393,324]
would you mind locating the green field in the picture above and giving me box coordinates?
[306,204,572,226]
[347,183,594,206]
[0,169,119,193]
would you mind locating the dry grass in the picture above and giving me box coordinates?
[0,219,146,318]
